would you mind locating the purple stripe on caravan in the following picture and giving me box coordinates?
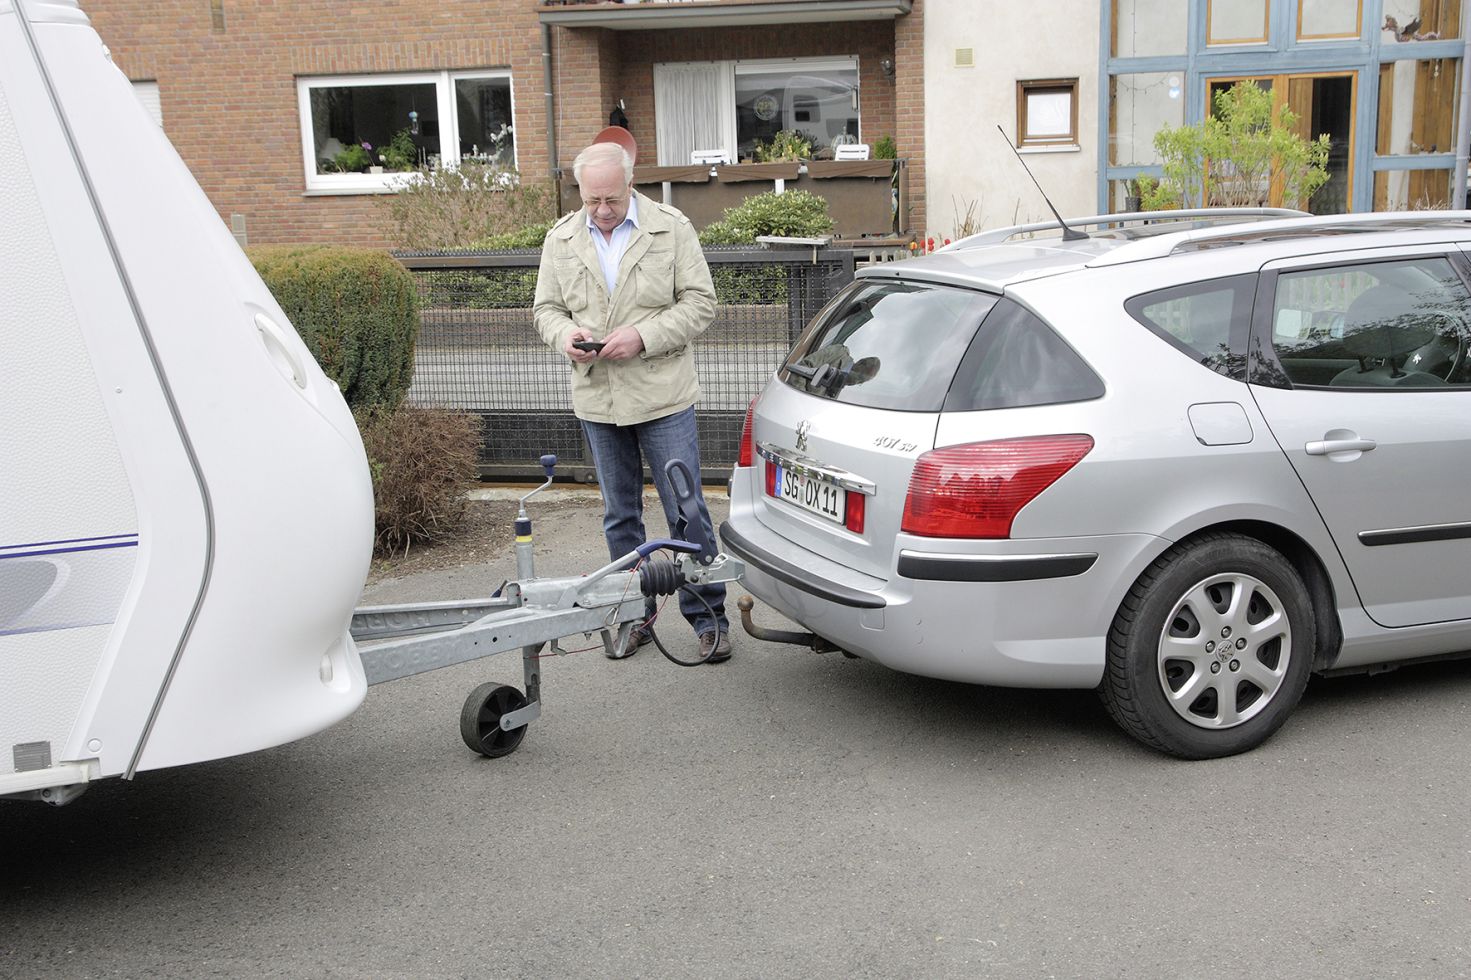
[3,533,140,550]
[0,540,140,561]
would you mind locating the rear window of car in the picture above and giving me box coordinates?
[1124,274,1256,380]
[780,280,998,411]
[941,298,1105,412]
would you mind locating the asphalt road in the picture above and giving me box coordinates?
[4,492,1471,978]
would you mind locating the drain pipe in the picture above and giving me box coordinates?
[1455,5,1471,208]
[541,21,561,209]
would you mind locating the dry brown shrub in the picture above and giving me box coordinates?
[356,406,483,556]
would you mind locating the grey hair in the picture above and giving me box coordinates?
[572,142,634,186]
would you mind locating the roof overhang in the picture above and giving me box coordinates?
[539,0,911,31]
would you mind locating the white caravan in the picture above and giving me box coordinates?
[1,0,375,802]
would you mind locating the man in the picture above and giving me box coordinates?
[533,140,731,663]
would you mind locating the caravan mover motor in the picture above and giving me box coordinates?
[1,0,376,803]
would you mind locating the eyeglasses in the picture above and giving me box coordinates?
[582,195,627,209]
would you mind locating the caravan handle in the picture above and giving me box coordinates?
[254,312,308,390]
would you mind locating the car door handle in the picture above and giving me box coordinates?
[1305,437,1377,456]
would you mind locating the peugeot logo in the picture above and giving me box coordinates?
[795,419,812,453]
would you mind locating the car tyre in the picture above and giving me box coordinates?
[1100,532,1315,759]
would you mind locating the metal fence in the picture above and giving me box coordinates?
[397,248,857,481]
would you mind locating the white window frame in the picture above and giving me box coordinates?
[734,56,862,146]
[654,56,861,165]
[297,69,516,195]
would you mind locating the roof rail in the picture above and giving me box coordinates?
[937,208,1306,252]
[1087,208,1471,266]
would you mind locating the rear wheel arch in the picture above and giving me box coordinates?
[1183,520,1343,672]
[1100,529,1319,758]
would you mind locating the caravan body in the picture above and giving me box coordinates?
[1,0,374,800]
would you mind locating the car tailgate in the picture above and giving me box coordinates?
[748,380,938,581]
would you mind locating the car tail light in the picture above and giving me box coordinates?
[737,398,757,468]
[764,458,778,497]
[844,490,865,534]
[901,434,1094,539]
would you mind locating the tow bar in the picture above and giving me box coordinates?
[349,456,744,758]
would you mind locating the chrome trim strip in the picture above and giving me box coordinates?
[1358,521,1471,547]
[754,442,877,495]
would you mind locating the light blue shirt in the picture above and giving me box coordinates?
[586,194,639,296]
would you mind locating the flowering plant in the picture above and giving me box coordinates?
[333,141,373,172]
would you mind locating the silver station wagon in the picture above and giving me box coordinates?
[722,209,1471,759]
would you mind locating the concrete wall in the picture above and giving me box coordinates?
[923,0,1099,240]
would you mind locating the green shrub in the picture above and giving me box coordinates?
[1145,81,1330,210]
[697,189,834,245]
[419,269,538,310]
[709,265,789,306]
[378,162,558,249]
[872,135,897,160]
[356,406,482,556]
[466,220,555,250]
[249,245,419,410]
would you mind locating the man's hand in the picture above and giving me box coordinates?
[565,330,600,364]
[598,326,646,361]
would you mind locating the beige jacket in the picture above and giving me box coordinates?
[533,191,717,426]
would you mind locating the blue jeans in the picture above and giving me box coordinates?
[580,406,728,638]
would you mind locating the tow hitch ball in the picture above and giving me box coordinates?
[736,596,844,655]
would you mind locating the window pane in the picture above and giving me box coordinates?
[782,282,996,411]
[943,300,1105,412]
[455,77,515,167]
[1112,0,1187,57]
[1109,73,1185,165]
[1373,168,1455,209]
[736,66,858,161]
[1025,90,1072,139]
[1125,275,1255,380]
[308,83,436,174]
[1271,258,1471,388]
[1383,0,1461,42]
[1208,0,1268,44]
[1299,0,1359,38]
[1377,59,1461,155]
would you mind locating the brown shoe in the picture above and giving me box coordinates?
[698,630,732,664]
[608,626,652,660]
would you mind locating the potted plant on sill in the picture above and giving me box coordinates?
[378,128,419,173]
[332,141,373,173]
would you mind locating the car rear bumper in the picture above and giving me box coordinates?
[721,505,1164,689]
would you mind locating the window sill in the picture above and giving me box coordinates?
[303,186,402,197]
[1017,144,1081,154]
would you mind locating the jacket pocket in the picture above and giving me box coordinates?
[555,258,591,313]
[635,247,675,307]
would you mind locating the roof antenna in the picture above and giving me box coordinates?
[997,125,1087,241]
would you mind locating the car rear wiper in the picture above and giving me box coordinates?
[785,360,839,393]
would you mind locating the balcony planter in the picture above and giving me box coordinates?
[715,162,801,183]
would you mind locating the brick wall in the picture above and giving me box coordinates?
[89,0,923,245]
[896,0,926,235]
[90,0,551,247]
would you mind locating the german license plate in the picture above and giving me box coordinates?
[775,465,845,524]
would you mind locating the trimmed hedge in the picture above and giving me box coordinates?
[466,220,555,250]
[249,245,420,410]
[698,189,835,245]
